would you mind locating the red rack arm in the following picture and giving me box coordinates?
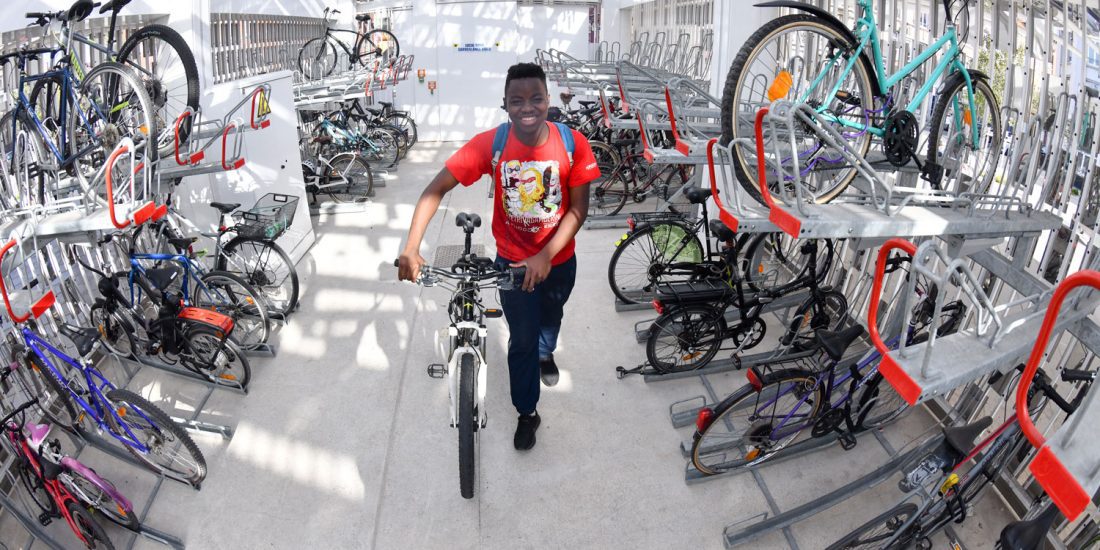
[706,138,738,231]
[250,87,271,130]
[0,239,54,323]
[664,88,690,157]
[599,90,612,129]
[174,110,192,165]
[104,144,132,229]
[866,238,920,405]
[222,123,244,170]
[1015,270,1100,520]
[753,107,801,236]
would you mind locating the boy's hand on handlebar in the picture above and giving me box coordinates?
[397,249,425,282]
[511,251,551,292]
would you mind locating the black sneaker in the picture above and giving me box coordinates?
[539,355,559,387]
[514,412,541,450]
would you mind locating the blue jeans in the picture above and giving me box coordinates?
[495,254,577,415]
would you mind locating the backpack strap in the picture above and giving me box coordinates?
[490,122,511,178]
[553,122,574,167]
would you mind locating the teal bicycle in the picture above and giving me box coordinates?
[721,0,1002,206]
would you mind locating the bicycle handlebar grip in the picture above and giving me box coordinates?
[393,259,399,267]
[1061,368,1096,383]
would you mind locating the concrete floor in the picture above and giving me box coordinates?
[0,142,1016,549]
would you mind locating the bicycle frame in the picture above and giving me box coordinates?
[6,427,96,546]
[128,252,204,306]
[21,327,154,453]
[804,0,977,144]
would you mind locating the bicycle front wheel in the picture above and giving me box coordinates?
[458,353,477,499]
[361,126,400,168]
[104,388,207,485]
[782,288,849,349]
[607,222,704,304]
[356,29,400,65]
[218,236,300,318]
[853,371,910,430]
[0,109,51,208]
[67,62,157,195]
[22,354,81,432]
[324,152,375,203]
[692,368,824,475]
[826,503,918,550]
[195,271,271,350]
[646,305,726,373]
[298,37,338,78]
[384,113,417,147]
[90,305,137,359]
[116,24,200,159]
[721,14,875,206]
[65,500,116,550]
[742,234,835,293]
[926,76,1002,195]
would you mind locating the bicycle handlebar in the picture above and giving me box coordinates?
[394,259,526,289]
[0,397,40,429]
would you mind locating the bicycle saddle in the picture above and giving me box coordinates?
[355,13,371,22]
[943,416,993,457]
[169,237,197,251]
[379,101,393,109]
[66,0,95,22]
[98,0,132,14]
[209,201,241,214]
[59,323,100,358]
[708,219,735,242]
[145,267,181,290]
[684,186,713,204]
[578,100,596,108]
[815,325,866,362]
[455,212,481,231]
[998,505,1061,550]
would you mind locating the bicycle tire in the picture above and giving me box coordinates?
[659,164,693,214]
[103,388,207,485]
[15,460,55,514]
[89,305,137,359]
[0,109,51,208]
[181,325,252,390]
[59,466,140,531]
[742,234,835,293]
[645,305,727,373]
[23,354,81,432]
[853,372,910,430]
[67,62,157,193]
[925,76,1002,196]
[116,24,200,159]
[323,152,374,203]
[383,113,417,147]
[298,37,338,78]
[361,126,400,168]
[64,499,115,550]
[721,14,875,207]
[826,502,919,550]
[195,270,271,350]
[218,236,300,319]
[607,222,704,305]
[782,288,849,348]
[458,352,477,499]
[589,141,628,217]
[355,29,400,65]
[692,367,824,475]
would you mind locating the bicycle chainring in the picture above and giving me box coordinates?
[882,110,919,167]
[732,317,767,350]
[810,407,846,438]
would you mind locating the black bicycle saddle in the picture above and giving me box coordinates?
[355,13,371,22]
[943,416,993,457]
[815,325,866,362]
[684,186,713,205]
[59,323,100,357]
[998,505,1061,550]
[209,202,240,214]
[65,0,95,22]
[98,0,133,14]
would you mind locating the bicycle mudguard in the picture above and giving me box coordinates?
[754,1,884,97]
[59,456,133,513]
[940,68,991,92]
[178,307,234,338]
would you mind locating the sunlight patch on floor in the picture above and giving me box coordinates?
[228,421,366,501]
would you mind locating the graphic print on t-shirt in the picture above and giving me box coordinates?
[500,159,564,232]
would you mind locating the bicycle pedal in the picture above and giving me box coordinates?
[837,431,857,451]
[427,363,447,378]
[37,512,52,526]
[921,161,944,189]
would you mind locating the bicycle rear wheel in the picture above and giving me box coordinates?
[104,388,207,485]
[587,141,626,217]
[117,24,200,159]
[89,305,136,359]
[218,236,300,318]
[323,152,374,203]
[361,126,400,168]
[827,503,919,549]
[458,353,477,499]
[853,371,909,430]
[0,109,51,208]
[181,326,251,389]
[298,37,338,78]
[195,271,271,350]
[607,222,704,305]
[692,368,824,475]
[742,234,834,293]
[782,288,848,349]
[383,113,417,147]
[65,500,116,550]
[645,305,726,373]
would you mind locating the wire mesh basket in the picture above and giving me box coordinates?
[234,193,299,240]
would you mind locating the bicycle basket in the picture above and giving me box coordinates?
[233,193,299,240]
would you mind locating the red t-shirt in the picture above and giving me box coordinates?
[445,123,600,265]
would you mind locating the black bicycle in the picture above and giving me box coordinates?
[298,7,400,78]
[645,237,843,373]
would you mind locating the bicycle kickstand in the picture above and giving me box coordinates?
[616,365,646,379]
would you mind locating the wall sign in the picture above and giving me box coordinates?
[452,42,500,52]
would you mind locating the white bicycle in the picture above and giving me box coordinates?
[399,212,524,499]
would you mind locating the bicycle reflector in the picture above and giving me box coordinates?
[767,70,793,102]
[695,407,715,432]
[746,367,764,392]
[626,215,636,231]
[651,300,664,314]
